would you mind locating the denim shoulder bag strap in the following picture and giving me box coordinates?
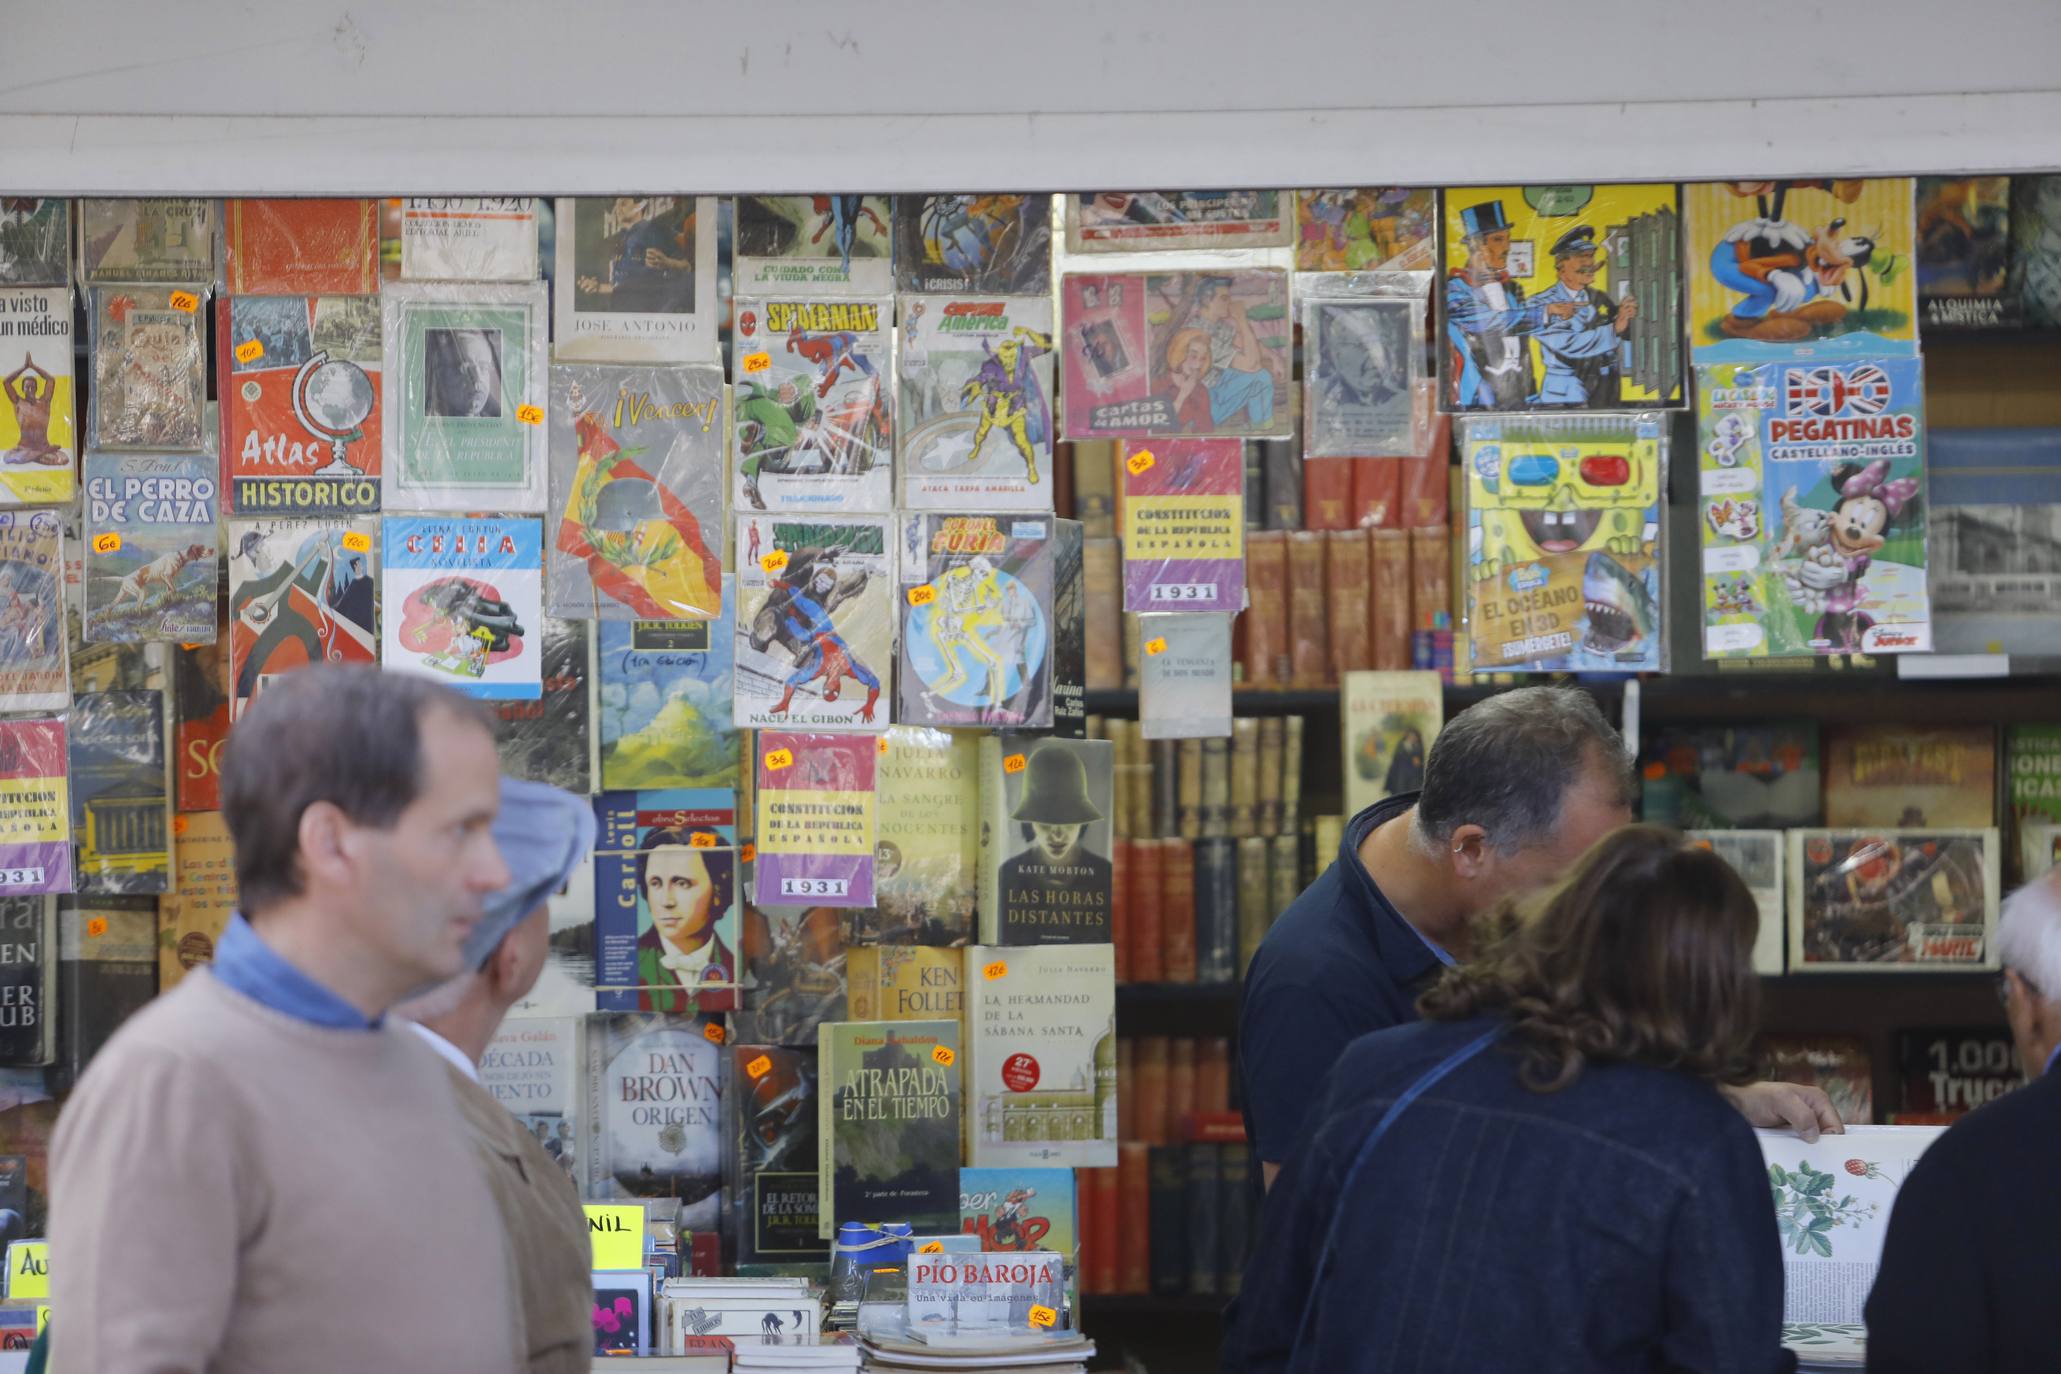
[1283,1023,1506,1374]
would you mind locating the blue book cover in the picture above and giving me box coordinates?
[379,515,542,699]
[960,1166,1079,1314]
[597,608,738,791]
[593,788,738,1014]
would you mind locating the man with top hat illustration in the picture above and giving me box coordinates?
[997,741,1111,925]
[1444,199,1585,410]
[1529,225,1639,407]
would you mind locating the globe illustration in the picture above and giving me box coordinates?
[304,358,374,434]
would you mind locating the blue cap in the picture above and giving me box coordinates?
[460,777,596,971]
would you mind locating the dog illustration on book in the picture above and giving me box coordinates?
[109,543,208,610]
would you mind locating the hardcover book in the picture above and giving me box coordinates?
[976,735,1115,945]
[552,197,719,363]
[220,294,383,515]
[0,287,77,503]
[0,900,54,1066]
[1896,1027,2023,1119]
[754,732,876,909]
[67,690,169,896]
[727,1042,829,1264]
[1688,830,1785,974]
[157,808,234,987]
[896,295,1055,511]
[1295,188,1437,272]
[847,726,978,947]
[380,282,549,512]
[1341,671,1442,817]
[547,362,724,620]
[0,200,70,286]
[1823,725,1996,829]
[1756,1125,1942,1331]
[88,286,208,452]
[596,615,737,791]
[734,514,891,732]
[1120,439,1245,614]
[731,297,894,513]
[397,198,540,282]
[845,945,963,1024]
[1760,1034,1872,1126]
[479,1017,581,1186]
[55,899,156,1090]
[81,450,218,643]
[1064,192,1291,253]
[381,516,542,700]
[1788,828,2000,971]
[732,197,893,296]
[225,518,379,720]
[732,903,845,1048]
[223,199,381,296]
[817,1019,961,1238]
[963,945,1117,1168]
[0,514,68,712]
[1639,722,1821,830]
[898,513,1055,729]
[584,1012,724,1231]
[593,788,739,1015]
[1302,276,1430,457]
[76,198,215,284]
[490,615,593,794]
[894,196,1052,296]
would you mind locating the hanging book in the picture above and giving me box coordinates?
[754,731,876,910]
[898,513,1055,730]
[963,944,1118,1168]
[732,196,893,296]
[506,841,596,1019]
[547,362,724,621]
[894,195,1052,295]
[731,297,893,513]
[225,517,379,721]
[81,450,219,644]
[1301,274,1430,458]
[726,1042,828,1265]
[734,514,891,732]
[171,642,229,814]
[849,725,979,947]
[380,281,549,512]
[0,200,70,287]
[479,1018,581,1187]
[0,514,67,713]
[733,903,846,1047]
[0,718,70,897]
[397,198,540,282]
[221,294,382,516]
[596,615,737,791]
[380,515,542,701]
[68,690,170,896]
[1915,177,2015,330]
[897,294,1055,510]
[1788,828,2000,972]
[88,286,208,452]
[552,197,719,362]
[844,945,963,1022]
[1341,671,1443,817]
[1119,438,1245,614]
[817,1019,961,1238]
[1295,188,1438,272]
[223,199,381,296]
[1063,192,1291,253]
[583,1012,724,1232]
[0,286,77,504]
[76,199,215,284]
[975,734,1115,945]
[593,787,740,1016]
[490,615,593,795]
[1137,612,1233,742]
[0,900,55,1067]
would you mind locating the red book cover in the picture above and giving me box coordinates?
[219,293,383,516]
[1110,836,1133,983]
[1398,414,1452,528]
[1134,1036,1170,1146]
[1240,531,1288,689]
[1302,457,1354,531]
[1117,1142,1151,1294]
[1130,838,1166,983]
[1091,1164,1121,1294]
[1351,457,1401,529]
[689,1231,721,1276]
[1168,1038,1197,1129]
[1287,531,1330,689]
[1326,529,1371,677]
[1161,839,1197,984]
[224,198,380,295]
[1181,1110,1248,1144]
[172,641,229,812]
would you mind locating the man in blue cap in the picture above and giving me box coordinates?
[1529,224,1639,406]
[399,777,598,1374]
[1444,199,1585,410]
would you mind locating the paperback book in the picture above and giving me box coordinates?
[731,297,894,513]
[0,900,54,1067]
[171,641,228,812]
[1136,612,1233,742]
[1295,188,1438,272]
[976,735,1115,945]
[219,294,382,515]
[380,516,542,701]
[225,518,379,720]
[223,198,381,296]
[0,286,77,504]
[1823,725,1995,828]
[1688,829,1786,974]
[76,199,215,284]
[1064,192,1291,253]
[733,903,845,1047]
[897,295,1055,510]
[1341,671,1442,817]
[959,1167,1079,1312]
[850,726,979,946]
[380,282,549,512]
[67,690,170,896]
[0,201,69,286]
[818,1019,962,1238]
[584,1012,724,1232]
[81,450,219,643]
[1302,274,1430,457]
[894,195,1052,295]
[1119,439,1245,614]
[732,197,893,296]
[158,808,233,987]
[398,198,540,282]
[0,514,67,712]
[734,514,891,732]
[727,1042,829,1264]
[964,945,1117,1168]
[1915,177,2014,330]
[490,615,593,794]
[845,945,963,1023]
[754,732,876,909]
[596,615,737,791]
[55,899,156,1090]
[88,286,208,452]
[898,513,1055,729]
[1788,828,2000,971]
[479,1017,581,1185]
[593,788,739,1015]
[552,196,719,363]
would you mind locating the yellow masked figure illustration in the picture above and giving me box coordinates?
[928,556,1004,699]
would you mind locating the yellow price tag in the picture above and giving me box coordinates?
[8,1241,48,1301]
[233,338,265,364]
[704,1021,726,1045]
[1003,753,1026,775]
[740,842,756,864]
[760,550,789,573]
[91,532,121,555]
[907,584,938,607]
[983,960,1008,981]
[1125,449,1155,476]
[919,1240,945,1254]
[583,1204,644,1271]
[763,748,794,772]
[341,531,371,554]
[1028,1304,1056,1329]
[1144,636,1168,656]
[931,1045,955,1067]
[167,290,199,314]
[515,403,544,426]
[745,1053,773,1080]
[688,831,718,849]
[877,735,890,755]
[743,352,772,374]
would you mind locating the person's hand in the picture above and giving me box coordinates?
[1721,1080,1844,1141]
[1545,301,1583,320]
[1614,296,1639,333]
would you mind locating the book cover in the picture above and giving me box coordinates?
[1688,830,1785,974]
[490,615,593,794]
[1915,177,2014,330]
[0,201,69,287]
[1440,184,1683,412]
[1137,612,1233,741]
[1064,192,1291,253]
[1896,1027,2022,1118]
[963,945,1116,1169]
[731,297,894,513]
[1761,1034,1873,1127]
[81,450,218,643]
[898,513,1054,729]
[1303,281,1429,458]
[1639,722,1821,830]
[381,282,549,512]
[225,517,379,719]
[845,945,963,1024]
[507,844,596,1020]
[1116,1141,1150,1293]
[895,196,1051,296]
[397,198,539,282]
[76,199,214,284]
[845,727,979,947]
[976,735,1115,945]
[959,1167,1077,1311]
[1341,671,1442,817]
[158,808,234,987]
[1059,270,1291,441]
[906,1251,1065,1332]
[1927,427,2061,658]
[0,287,77,504]
[1119,439,1245,614]
[591,1270,650,1356]
[584,1012,724,1231]
[732,197,892,296]
[597,615,738,791]
[728,1043,828,1264]
[55,899,156,1091]
[1823,725,1996,828]
[0,901,53,1067]
[1296,188,1437,272]
[553,197,719,363]
[1685,180,1917,364]
[896,295,1055,511]
[547,362,724,620]
[733,903,845,1047]
[1460,410,1666,673]
[0,514,67,712]
[1697,354,1929,659]
[67,690,169,896]
[1788,828,2000,971]
[221,294,382,515]
[817,1019,961,1238]
[734,514,891,731]
[380,515,542,700]
[88,286,208,452]
[2008,724,2061,874]
[1756,1125,1942,1327]
[224,199,380,296]
[754,732,876,909]
[593,788,739,1015]
[480,1017,581,1186]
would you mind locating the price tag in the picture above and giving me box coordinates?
[745,1053,773,1080]
[743,352,772,374]
[172,814,189,837]
[1144,636,1168,656]
[1028,1304,1057,1330]
[740,842,756,864]
[1003,753,1026,775]
[983,960,1008,981]
[515,403,544,426]
[86,917,108,938]
[688,831,718,849]
[91,532,122,555]
[583,1204,644,1271]
[233,338,265,365]
[1125,449,1155,476]
[931,1045,955,1067]
[763,748,794,772]
[167,290,199,314]
[907,584,938,607]
[8,1240,48,1301]
[341,531,371,554]
[760,550,789,573]
[919,1241,945,1254]
[703,1021,726,1045]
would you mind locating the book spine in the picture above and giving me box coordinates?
[1168,1037,1197,1137]
[1146,1145,1186,1296]
[1195,837,1237,985]
[1123,723,1153,841]
[1281,717,1305,836]
[1052,439,1077,520]
[1118,1141,1151,1295]
[1258,436,1302,531]
[1241,440,1264,530]
[1105,718,1132,843]
[1091,1165,1121,1295]
[1236,835,1272,979]
[1201,739,1230,839]
[1410,524,1451,634]
[1051,517,1086,740]
[1116,1035,1136,1145]
[1184,1142,1222,1296]
[1301,456,1353,532]
[1228,719,1258,839]
[1326,529,1373,679]
[1197,1037,1231,1115]
[1371,528,1412,671]
[1257,717,1284,838]
[1270,834,1302,927]
[1110,837,1132,984]
[1121,610,1141,690]
[975,735,1003,945]
[1130,839,1165,983]
[1073,441,1115,540]
[1403,415,1453,526]
[1176,738,1204,841]
[1239,531,1288,689]
[1074,1165,1096,1293]
[1218,1140,1253,1296]
[1287,530,1329,690]
[1135,1035,1170,1145]
[1161,840,1197,985]
[1083,539,1124,691]
[1351,456,1401,529]
[584,1017,607,1200]
[1151,739,1180,840]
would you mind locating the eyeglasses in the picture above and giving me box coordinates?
[1506,452,1633,489]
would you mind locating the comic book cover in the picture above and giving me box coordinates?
[397,198,539,282]
[596,615,738,791]
[88,286,208,452]
[67,690,169,896]
[81,451,219,644]
[380,282,549,512]
[1295,189,1438,272]
[897,295,1055,511]
[1063,192,1291,253]
[1059,270,1291,441]
[1440,184,1682,412]
[1459,411,1666,673]
[0,287,77,504]
[75,199,214,285]
[1302,275,1430,458]
[755,732,875,910]
[960,1167,1080,1312]
[0,201,70,287]
[1689,830,1786,974]
[1789,828,2000,972]
[1696,355,1929,659]
[732,196,892,296]
[731,297,893,513]
[220,295,383,516]
[1684,179,1917,363]
[1915,178,2014,330]
[223,199,381,296]
[380,515,542,701]
[0,514,66,714]
[1119,438,1245,614]
[547,362,724,620]
[733,514,891,733]
[894,195,1052,296]
[225,518,379,721]
[1824,725,1996,829]
[1638,722,1821,830]
[1341,671,1441,817]
[552,197,719,363]
[727,1042,829,1263]
[0,719,70,897]
[898,513,1054,730]
[490,615,593,795]
[845,726,979,947]
[732,904,846,1048]
[171,640,228,813]
[593,788,740,1015]
[1928,427,2061,658]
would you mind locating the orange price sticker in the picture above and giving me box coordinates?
[1002,753,1026,775]
[983,960,1008,981]
[86,917,108,938]
[688,831,718,849]
[90,532,121,555]
[743,352,772,374]
[172,814,189,837]
[919,1241,945,1254]
[877,735,890,755]
[167,290,199,314]
[907,584,938,607]
[341,531,371,554]
[740,842,757,864]
[233,338,265,365]
[763,748,794,772]
[760,550,789,573]
[515,403,544,426]
[931,1045,955,1067]
[1144,636,1168,656]
[1125,449,1155,476]
[1028,1304,1057,1330]
[745,1053,773,1080]
[703,1021,727,1045]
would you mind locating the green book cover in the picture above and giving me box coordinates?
[817,1018,961,1239]
[2008,725,2061,824]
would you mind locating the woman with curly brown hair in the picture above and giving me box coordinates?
[1231,825,1794,1374]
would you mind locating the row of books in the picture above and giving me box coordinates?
[1107,835,1300,986]
[1764,1028,2025,1127]
[1078,1136,1254,1299]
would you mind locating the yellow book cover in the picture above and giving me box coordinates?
[845,945,963,1023]
[158,810,237,990]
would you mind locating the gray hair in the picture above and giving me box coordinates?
[1998,876,2061,998]
[1412,686,1634,854]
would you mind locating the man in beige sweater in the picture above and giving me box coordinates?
[50,666,523,1374]
[398,776,598,1374]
